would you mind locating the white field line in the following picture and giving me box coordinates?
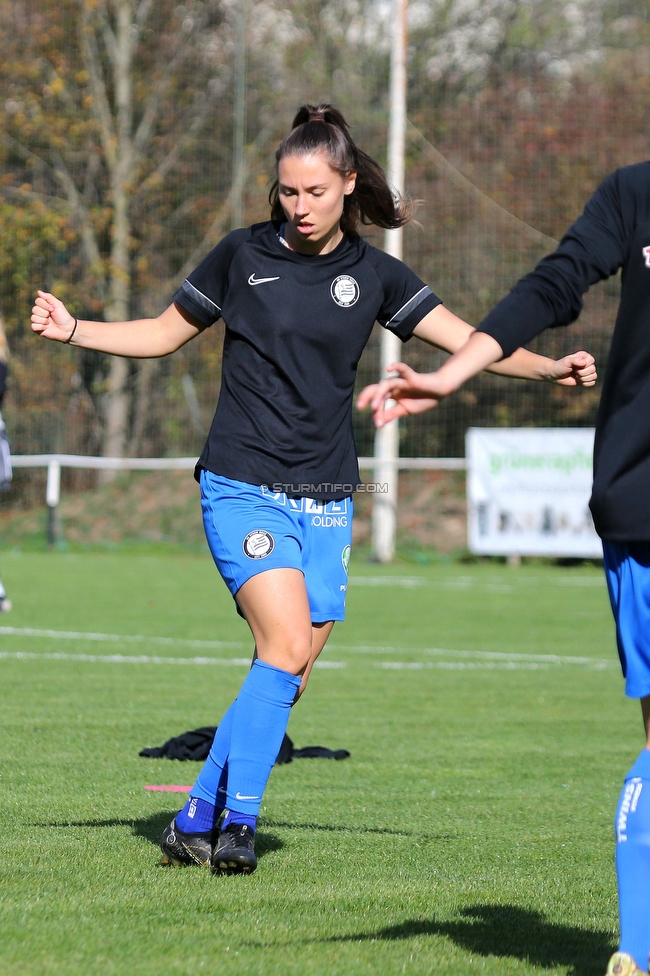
[0,650,346,668]
[0,625,614,671]
[328,644,613,666]
[0,626,244,649]
[349,576,605,589]
[0,651,252,666]
[377,660,612,671]
[0,649,612,671]
[0,625,611,666]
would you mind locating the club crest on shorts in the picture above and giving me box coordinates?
[342,544,351,573]
[243,529,275,559]
[643,245,650,268]
[330,275,359,307]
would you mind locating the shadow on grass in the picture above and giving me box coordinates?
[261,818,452,841]
[33,810,284,859]
[323,904,614,976]
[36,812,450,843]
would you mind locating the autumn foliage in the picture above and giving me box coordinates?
[0,1,648,472]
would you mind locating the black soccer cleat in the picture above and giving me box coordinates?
[211,823,257,875]
[160,818,214,867]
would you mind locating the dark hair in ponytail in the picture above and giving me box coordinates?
[269,103,413,235]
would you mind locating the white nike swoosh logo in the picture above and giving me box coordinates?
[235,792,260,801]
[248,274,280,286]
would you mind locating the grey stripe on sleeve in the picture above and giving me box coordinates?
[383,285,433,329]
[180,280,221,315]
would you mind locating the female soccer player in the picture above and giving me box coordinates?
[31,104,596,877]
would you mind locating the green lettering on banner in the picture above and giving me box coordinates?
[488,449,592,477]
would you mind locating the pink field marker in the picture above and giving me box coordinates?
[144,785,191,793]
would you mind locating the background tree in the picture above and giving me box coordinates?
[0,0,292,460]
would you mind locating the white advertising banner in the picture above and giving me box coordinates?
[466,427,602,558]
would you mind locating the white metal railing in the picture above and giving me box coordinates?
[11,454,467,504]
[9,453,466,547]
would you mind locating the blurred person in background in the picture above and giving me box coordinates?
[0,317,12,612]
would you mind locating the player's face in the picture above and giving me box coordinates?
[277,152,356,254]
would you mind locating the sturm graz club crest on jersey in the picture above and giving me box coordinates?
[330,274,359,307]
[174,220,441,500]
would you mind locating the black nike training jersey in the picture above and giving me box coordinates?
[476,162,650,541]
[174,221,441,500]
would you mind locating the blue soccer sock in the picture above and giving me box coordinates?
[221,810,257,833]
[225,659,301,817]
[190,700,236,809]
[616,748,650,970]
[175,795,218,833]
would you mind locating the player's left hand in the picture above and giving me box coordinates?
[547,350,597,386]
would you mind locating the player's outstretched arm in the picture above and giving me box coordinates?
[356,331,500,427]
[357,329,596,428]
[31,291,206,357]
[411,304,596,384]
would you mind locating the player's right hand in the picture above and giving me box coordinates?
[31,291,76,342]
[357,362,448,427]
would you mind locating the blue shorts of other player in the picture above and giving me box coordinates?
[605,543,650,700]
[605,542,650,972]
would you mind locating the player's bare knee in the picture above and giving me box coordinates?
[256,632,311,675]
[280,638,312,675]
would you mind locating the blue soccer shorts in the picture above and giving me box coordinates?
[604,541,650,699]
[200,469,352,623]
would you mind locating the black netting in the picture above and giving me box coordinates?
[0,0,646,483]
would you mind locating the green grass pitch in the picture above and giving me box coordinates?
[0,549,638,975]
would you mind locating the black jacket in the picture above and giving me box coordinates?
[477,162,650,541]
